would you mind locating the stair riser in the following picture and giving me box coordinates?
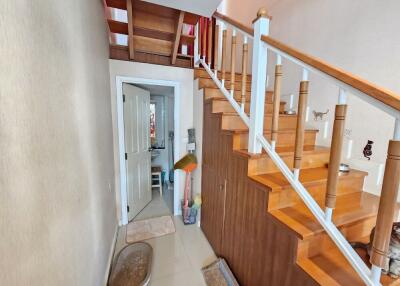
[222,114,297,131]
[212,100,285,114]
[204,88,274,103]
[248,151,330,175]
[268,176,364,210]
[233,130,317,150]
[297,216,376,260]
[194,68,252,82]
[199,78,252,92]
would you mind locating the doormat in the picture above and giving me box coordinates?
[108,242,152,286]
[126,215,175,243]
[202,258,239,286]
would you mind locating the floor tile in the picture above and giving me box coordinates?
[150,269,206,286]
[112,189,214,286]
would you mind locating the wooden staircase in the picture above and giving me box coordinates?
[195,67,398,286]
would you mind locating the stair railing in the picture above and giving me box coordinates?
[195,8,400,286]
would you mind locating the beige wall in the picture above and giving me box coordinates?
[108,60,195,220]
[0,1,117,285]
[193,79,204,210]
[222,0,400,196]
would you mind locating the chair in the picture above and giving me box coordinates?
[151,166,162,196]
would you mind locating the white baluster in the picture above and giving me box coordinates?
[271,54,282,151]
[248,9,270,154]
[194,22,200,67]
[394,117,400,140]
[338,88,347,105]
[241,35,248,113]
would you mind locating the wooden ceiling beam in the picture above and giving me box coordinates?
[133,0,177,19]
[108,19,174,41]
[134,36,172,56]
[180,34,195,45]
[135,27,174,41]
[183,13,200,25]
[171,11,185,65]
[105,0,126,10]
[109,44,192,68]
[108,19,128,35]
[126,0,134,59]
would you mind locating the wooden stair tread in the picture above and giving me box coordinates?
[228,128,318,134]
[222,112,295,117]
[251,167,368,192]
[269,192,380,240]
[203,85,273,94]
[210,97,286,105]
[194,67,252,80]
[235,145,330,158]
[298,246,398,286]
[203,87,274,103]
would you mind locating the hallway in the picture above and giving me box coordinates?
[113,190,216,285]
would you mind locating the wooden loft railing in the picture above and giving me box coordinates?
[105,0,199,68]
[196,8,400,286]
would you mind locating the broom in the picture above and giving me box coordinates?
[174,154,198,208]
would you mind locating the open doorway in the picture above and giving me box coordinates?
[135,83,175,220]
[116,77,181,225]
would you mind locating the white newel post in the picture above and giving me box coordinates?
[194,22,200,67]
[248,8,270,154]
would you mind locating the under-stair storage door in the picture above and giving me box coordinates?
[123,83,152,221]
[201,165,226,255]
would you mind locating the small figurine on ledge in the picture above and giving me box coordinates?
[363,140,374,160]
[312,109,329,121]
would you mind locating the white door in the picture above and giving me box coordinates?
[123,83,152,221]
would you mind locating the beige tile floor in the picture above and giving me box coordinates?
[113,189,216,286]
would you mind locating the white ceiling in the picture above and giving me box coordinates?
[143,0,223,17]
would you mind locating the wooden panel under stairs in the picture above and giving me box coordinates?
[197,67,399,285]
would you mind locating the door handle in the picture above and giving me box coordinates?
[148,148,153,152]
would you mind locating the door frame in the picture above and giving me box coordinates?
[116,76,181,225]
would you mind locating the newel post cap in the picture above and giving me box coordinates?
[253,7,272,23]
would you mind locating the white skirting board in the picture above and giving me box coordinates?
[104,224,119,286]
